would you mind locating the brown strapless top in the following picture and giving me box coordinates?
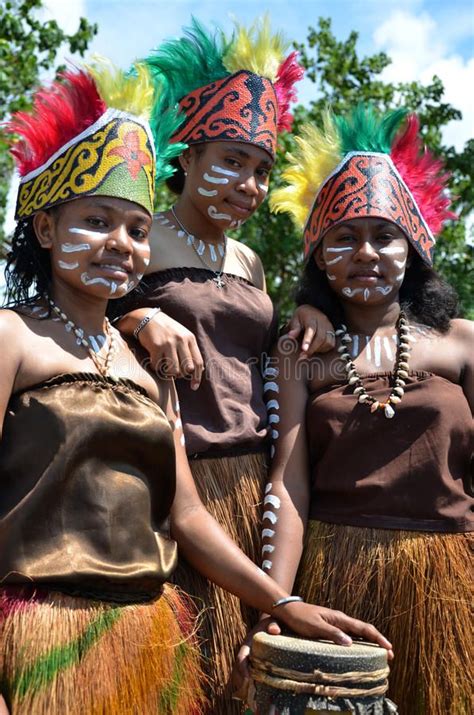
[307,372,473,532]
[113,267,277,457]
[0,373,177,601]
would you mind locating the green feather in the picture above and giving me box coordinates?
[143,17,232,110]
[336,104,408,154]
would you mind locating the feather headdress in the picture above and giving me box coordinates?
[5,58,184,219]
[270,104,455,264]
[144,16,304,158]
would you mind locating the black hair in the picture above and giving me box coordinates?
[3,216,53,308]
[165,144,207,195]
[296,252,459,333]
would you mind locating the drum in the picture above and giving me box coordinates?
[248,633,398,714]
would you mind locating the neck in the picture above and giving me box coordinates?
[342,299,402,335]
[50,280,109,335]
[172,196,225,245]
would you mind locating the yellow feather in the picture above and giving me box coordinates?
[223,15,288,81]
[87,56,155,119]
[270,111,342,228]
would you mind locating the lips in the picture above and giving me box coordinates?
[225,199,254,216]
[92,262,131,278]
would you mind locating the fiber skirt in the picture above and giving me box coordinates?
[173,450,268,715]
[295,520,473,715]
[0,583,205,715]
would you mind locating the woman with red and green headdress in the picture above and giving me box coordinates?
[244,105,473,713]
[0,62,392,715]
[111,17,336,713]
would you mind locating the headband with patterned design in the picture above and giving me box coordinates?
[6,59,185,220]
[144,16,304,159]
[270,106,455,265]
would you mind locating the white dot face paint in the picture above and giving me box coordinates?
[208,205,232,222]
[203,172,229,185]
[58,260,79,270]
[198,187,219,197]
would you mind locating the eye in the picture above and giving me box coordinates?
[129,226,149,241]
[337,233,356,242]
[257,167,270,180]
[86,216,107,229]
[377,232,396,242]
[225,157,241,169]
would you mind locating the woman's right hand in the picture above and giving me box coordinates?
[138,310,204,389]
[276,601,394,659]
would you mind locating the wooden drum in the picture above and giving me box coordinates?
[248,633,398,714]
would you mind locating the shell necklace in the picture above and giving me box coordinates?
[49,299,117,377]
[170,206,227,288]
[336,311,410,419]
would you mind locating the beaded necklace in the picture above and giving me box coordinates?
[170,206,227,288]
[49,299,117,377]
[336,311,410,419]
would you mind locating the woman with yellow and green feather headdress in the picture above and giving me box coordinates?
[0,63,393,715]
[111,16,340,714]
[253,104,473,713]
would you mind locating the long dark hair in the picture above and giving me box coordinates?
[165,144,206,195]
[296,253,459,333]
[3,217,52,307]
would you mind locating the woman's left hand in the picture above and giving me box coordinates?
[285,304,335,356]
[232,617,281,699]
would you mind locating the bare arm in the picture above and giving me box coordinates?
[457,319,474,413]
[0,311,24,438]
[285,304,336,356]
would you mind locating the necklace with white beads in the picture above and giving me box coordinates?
[336,311,410,419]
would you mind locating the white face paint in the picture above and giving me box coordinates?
[229,219,243,229]
[68,227,103,238]
[262,528,275,539]
[396,273,405,281]
[203,172,229,185]
[342,286,371,301]
[143,256,150,267]
[262,544,275,554]
[263,381,279,393]
[198,187,218,197]
[61,242,91,253]
[262,560,272,570]
[375,285,393,295]
[263,511,278,524]
[58,260,79,270]
[268,414,280,424]
[264,494,281,509]
[326,273,337,281]
[81,273,112,288]
[211,165,240,178]
[264,366,279,378]
[257,183,269,194]
[379,246,406,255]
[265,483,273,494]
[326,246,354,253]
[266,399,279,410]
[326,255,344,265]
[394,259,406,269]
[208,205,232,221]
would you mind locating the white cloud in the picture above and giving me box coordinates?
[374,10,473,150]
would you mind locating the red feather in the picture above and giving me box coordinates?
[391,114,456,235]
[274,51,305,133]
[6,69,106,176]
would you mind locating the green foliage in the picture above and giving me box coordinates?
[236,17,474,319]
[0,0,97,253]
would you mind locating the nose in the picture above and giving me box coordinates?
[237,172,259,196]
[106,223,132,253]
[354,240,379,262]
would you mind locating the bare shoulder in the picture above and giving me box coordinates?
[0,308,30,341]
[449,318,474,341]
[227,237,265,289]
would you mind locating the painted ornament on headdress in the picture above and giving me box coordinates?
[7,59,185,220]
[270,106,456,266]
[144,16,304,159]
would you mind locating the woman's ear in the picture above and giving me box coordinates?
[33,211,55,249]
[313,244,326,271]
[178,148,193,174]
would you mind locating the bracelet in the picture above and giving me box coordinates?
[272,595,304,610]
[133,308,161,340]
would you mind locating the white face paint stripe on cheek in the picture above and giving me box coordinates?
[326,256,344,265]
[211,165,239,177]
[80,273,111,288]
[203,172,229,184]
[58,260,79,270]
[326,273,337,281]
[257,184,269,194]
[208,206,232,221]
[342,287,362,297]
[325,246,354,253]
[198,187,218,197]
[61,242,91,253]
[394,260,406,268]
[379,246,406,255]
[375,286,393,295]
[68,228,103,238]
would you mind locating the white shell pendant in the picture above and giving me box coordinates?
[384,404,395,419]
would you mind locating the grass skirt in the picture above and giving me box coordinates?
[173,451,268,715]
[0,584,205,714]
[295,521,473,715]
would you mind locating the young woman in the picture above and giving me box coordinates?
[112,18,335,712]
[249,106,473,714]
[0,67,391,715]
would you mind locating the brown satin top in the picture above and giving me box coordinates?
[307,372,473,533]
[0,373,177,602]
[115,267,277,457]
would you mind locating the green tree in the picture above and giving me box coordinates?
[0,0,97,252]
[238,18,474,319]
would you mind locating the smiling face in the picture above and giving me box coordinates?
[315,218,410,306]
[34,196,152,300]
[181,141,273,229]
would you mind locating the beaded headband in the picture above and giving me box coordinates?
[270,105,455,265]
